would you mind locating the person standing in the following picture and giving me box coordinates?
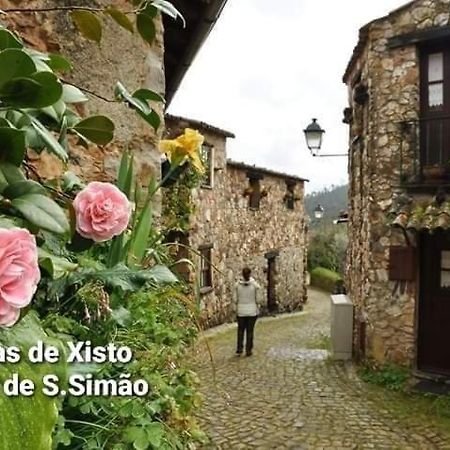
[234,267,261,356]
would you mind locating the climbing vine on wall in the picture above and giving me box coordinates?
[162,165,202,233]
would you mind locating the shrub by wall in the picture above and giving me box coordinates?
[310,267,342,293]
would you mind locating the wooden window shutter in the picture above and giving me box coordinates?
[388,246,416,281]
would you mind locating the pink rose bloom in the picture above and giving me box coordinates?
[73,182,131,242]
[0,301,20,327]
[0,228,40,327]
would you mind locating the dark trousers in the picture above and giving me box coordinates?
[236,316,257,354]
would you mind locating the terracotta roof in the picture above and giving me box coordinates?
[343,0,417,83]
[389,194,450,231]
[227,160,309,183]
[165,114,235,138]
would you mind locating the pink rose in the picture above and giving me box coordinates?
[73,182,131,242]
[0,228,40,327]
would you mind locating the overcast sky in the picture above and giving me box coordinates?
[168,0,407,193]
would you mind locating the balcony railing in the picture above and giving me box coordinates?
[399,116,450,188]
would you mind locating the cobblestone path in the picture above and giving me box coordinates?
[191,289,450,449]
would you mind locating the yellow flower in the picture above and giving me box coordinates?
[159,128,205,173]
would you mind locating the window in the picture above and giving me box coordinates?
[249,178,261,209]
[285,183,295,210]
[420,44,450,167]
[200,144,214,188]
[199,245,213,289]
[427,52,444,109]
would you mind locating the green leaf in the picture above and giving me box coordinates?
[108,153,133,267]
[24,49,52,72]
[105,7,134,33]
[72,115,114,145]
[0,48,35,88]
[62,84,88,103]
[3,180,46,199]
[124,156,134,197]
[151,0,185,26]
[41,99,67,123]
[0,161,25,193]
[145,109,161,131]
[125,427,148,450]
[115,82,161,131]
[133,88,164,103]
[5,110,28,128]
[24,126,45,151]
[62,171,84,192]
[145,422,164,448]
[0,28,23,50]
[107,234,126,268]
[128,199,152,267]
[47,53,72,73]
[11,193,70,234]
[0,118,12,127]
[0,71,63,108]
[23,71,63,106]
[38,248,78,279]
[0,312,65,450]
[142,3,158,17]
[30,117,68,162]
[146,264,178,283]
[71,11,102,43]
[0,214,24,229]
[64,109,82,128]
[74,263,177,291]
[117,151,132,193]
[0,127,26,166]
[136,12,156,45]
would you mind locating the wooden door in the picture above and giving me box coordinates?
[420,42,450,168]
[267,257,277,313]
[418,232,450,375]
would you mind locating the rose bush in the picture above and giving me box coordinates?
[0,228,40,326]
[73,182,132,242]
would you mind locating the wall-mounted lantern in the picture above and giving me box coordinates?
[304,118,325,156]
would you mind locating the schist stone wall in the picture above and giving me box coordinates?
[164,116,308,327]
[344,0,450,365]
[0,0,164,188]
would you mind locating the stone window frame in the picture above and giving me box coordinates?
[200,143,214,189]
[199,244,213,293]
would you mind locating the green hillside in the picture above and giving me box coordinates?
[305,184,348,226]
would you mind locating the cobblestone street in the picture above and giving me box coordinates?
[191,289,450,449]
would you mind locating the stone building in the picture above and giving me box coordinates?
[0,0,228,186]
[164,115,309,326]
[344,0,450,376]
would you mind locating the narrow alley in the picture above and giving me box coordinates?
[192,289,450,449]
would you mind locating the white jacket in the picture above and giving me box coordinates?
[234,278,261,317]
